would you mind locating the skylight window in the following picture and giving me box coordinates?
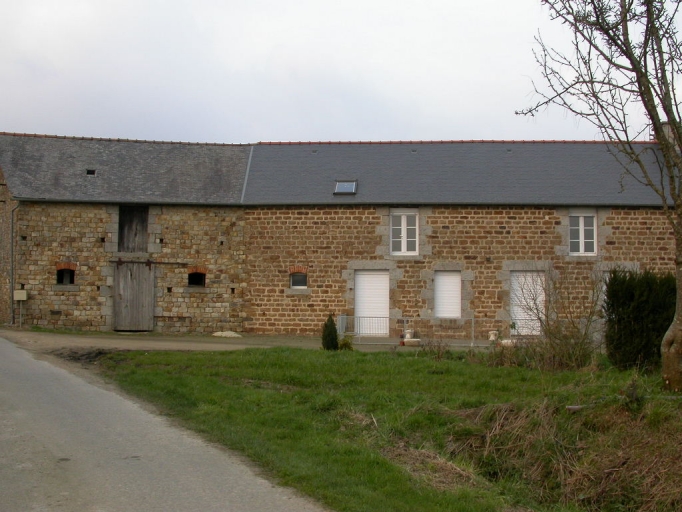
[334,180,357,195]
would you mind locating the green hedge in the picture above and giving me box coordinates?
[603,269,676,370]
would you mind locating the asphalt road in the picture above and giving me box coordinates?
[0,336,328,512]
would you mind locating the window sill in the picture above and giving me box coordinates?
[53,285,80,292]
[567,253,599,260]
[285,288,311,296]
[433,317,464,325]
[180,287,210,294]
[389,253,422,261]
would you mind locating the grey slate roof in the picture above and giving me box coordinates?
[0,133,665,207]
[0,133,250,204]
[243,141,663,206]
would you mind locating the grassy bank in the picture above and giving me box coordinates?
[99,348,682,511]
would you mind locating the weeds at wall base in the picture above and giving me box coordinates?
[486,337,598,372]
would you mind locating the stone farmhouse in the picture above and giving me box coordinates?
[0,132,674,341]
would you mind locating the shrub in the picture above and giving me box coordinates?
[338,334,354,351]
[417,338,450,361]
[488,336,597,371]
[500,268,603,371]
[603,268,676,370]
[321,313,339,351]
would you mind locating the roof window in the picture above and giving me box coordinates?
[334,180,357,195]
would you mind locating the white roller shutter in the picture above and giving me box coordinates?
[434,271,461,318]
[354,270,389,335]
[510,271,545,336]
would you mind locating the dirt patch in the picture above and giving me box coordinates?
[0,327,328,355]
[48,347,120,365]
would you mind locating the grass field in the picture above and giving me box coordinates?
[99,347,682,512]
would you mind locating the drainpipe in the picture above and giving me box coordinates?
[471,314,475,347]
[9,202,19,325]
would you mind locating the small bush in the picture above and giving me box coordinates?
[418,338,450,361]
[620,376,646,414]
[338,334,354,351]
[321,313,339,351]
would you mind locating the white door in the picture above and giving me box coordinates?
[510,271,545,336]
[354,270,389,335]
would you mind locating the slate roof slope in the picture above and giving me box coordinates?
[0,133,250,204]
[243,141,664,206]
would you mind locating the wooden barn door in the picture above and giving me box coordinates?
[114,262,155,331]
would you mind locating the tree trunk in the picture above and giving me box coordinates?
[661,256,682,392]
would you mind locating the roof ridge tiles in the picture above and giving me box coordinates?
[0,132,251,146]
[257,139,655,145]
[0,132,657,145]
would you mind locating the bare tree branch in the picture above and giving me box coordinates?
[520,0,682,390]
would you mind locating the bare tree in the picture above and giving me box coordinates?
[508,267,603,370]
[518,0,682,390]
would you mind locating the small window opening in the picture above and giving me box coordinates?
[167,287,173,293]
[57,269,75,285]
[100,237,106,243]
[188,272,206,287]
[290,272,308,288]
[20,235,27,241]
[334,180,358,195]
[86,169,97,176]
[231,287,236,294]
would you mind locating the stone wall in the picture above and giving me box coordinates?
[6,201,676,337]
[10,203,247,332]
[602,207,675,270]
[152,206,246,333]
[243,206,384,333]
[0,168,14,325]
[243,205,676,338]
[13,202,113,330]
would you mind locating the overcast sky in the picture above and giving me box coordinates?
[1,1,621,143]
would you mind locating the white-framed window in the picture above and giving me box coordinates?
[434,271,462,318]
[569,210,597,255]
[390,209,418,255]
